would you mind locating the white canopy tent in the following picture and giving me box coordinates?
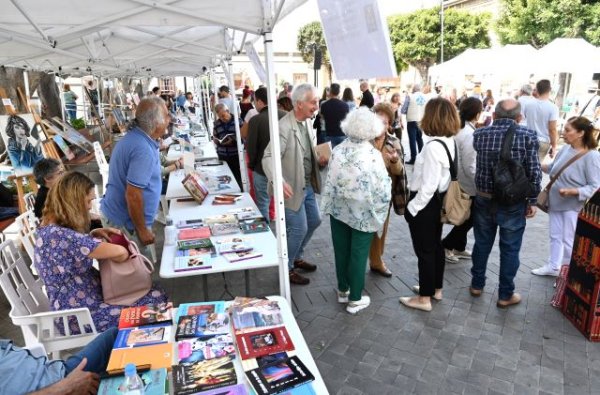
[0,0,307,302]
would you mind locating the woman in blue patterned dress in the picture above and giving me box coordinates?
[321,108,392,315]
[34,171,168,332]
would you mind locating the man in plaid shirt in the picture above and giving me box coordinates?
[470,98,542,308]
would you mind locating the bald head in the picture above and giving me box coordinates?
[494,98,521,121]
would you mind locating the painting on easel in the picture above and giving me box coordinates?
[0,114,44,176]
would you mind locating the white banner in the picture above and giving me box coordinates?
[245,42,267,84]
[317,0,397,80]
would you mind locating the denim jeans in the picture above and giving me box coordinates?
[326,135,347,149]
[284,185,321,270]
[64,327,118,374]
[252,171,271,223]
[406,121,424,163]
[471,196,527,301]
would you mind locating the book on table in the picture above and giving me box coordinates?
[182,384,248,395]
[174,254,213,272]
[222,250,263,263]
[172,356,237,395]
[112,323,172,349]
[175,313,231,340]
[204,213,238,224]
[240,218,270,234]
[177,237,216,254]
[230,298,284,333]
[99,367,167,395]
[244,354,315,395]
[215,236,254,254]
[177,333,236,363]
[176,301,226,321]
[213,194,243,205]
[210,222,241,236]
[106,342,173,372]
[118,302,174,329]
[177,226,211,239]
[182,172,209,204]
[235,326,295,360]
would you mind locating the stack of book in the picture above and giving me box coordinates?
[215,236,262,263]
[230,298,316,395]
[175,238,216,272]
[172,302,241,394]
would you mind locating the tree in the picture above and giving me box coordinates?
[388,7,491,83]
[297,21,332,82]
[496,0,600,48]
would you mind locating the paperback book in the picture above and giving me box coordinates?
[230,298,284,333]
[178,226,211,239]
[240,218,270,234]
[215,236,254,254]
[176,313,231,340]
[213,194,243,205]
[172,356,237,395]
[177,238,216,254]
[113,323,172,349]
[99,367,167,395]
[204,214,238,225]
[245,355,314,395]
[106,343,173,372]
[235,326,295,360]
[174,255,212,272]
[177,333,236,363]
[118,302,174,329]
[182,172,209,204]
[190,384,248,395]
[222,250,263,263]
[176,301,225,321]
[210,222,241,236]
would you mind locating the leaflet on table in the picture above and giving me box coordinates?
[118,302,174,329]
[177,333,236,363]
[245,355,315,395]
[99,367,167,395]
[176,301,226,321]
[235,326,295,360]
[113,323,172,349]
[176,313,230,340]
[172,356,237,395]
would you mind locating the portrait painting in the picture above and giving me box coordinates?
[0,114,45,176]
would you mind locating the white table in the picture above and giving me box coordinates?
[160,193,278,299]
[164,162,241,201]
[166,141,217,161]
[169,296,329,394]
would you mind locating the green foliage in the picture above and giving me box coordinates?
[496,0,600,48]
[388,7,491,82]
[296,21,330,67]
[70,118,86,130]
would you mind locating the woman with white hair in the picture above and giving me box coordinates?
[321,108,391,314]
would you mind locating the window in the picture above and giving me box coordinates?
[159,78,175,94]
[293,73,308,85]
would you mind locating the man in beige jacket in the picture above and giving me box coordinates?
[262,84,327,285]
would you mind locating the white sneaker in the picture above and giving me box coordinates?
[346,296,370,314]
[445,249,459,264]
[531,265,560,277]
[337,290,349,303]
[453,249,472,259]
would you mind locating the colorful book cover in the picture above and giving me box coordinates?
[118,302,174,329]
[182,172,209,204]
[210,222,241,236]
[222,250,263,263]
[176,301,225,321]
[99,367,167,395]
[113,323,172,349]
[172,356,237,395]
[178,226,211,239]
[176,242,216,257]
[177,333,236,363]
[240,218,270,234]
[107,343,173,372]
[245,356,314,395]
[231,299,284,333]
[215,236,254,254]
[235,326,295,360]
[174,255,213,272]
[176,313,231,340]
[177,237,214,251]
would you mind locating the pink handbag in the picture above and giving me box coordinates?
[99,234,154,306]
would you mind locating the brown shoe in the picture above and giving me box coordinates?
[469,287,483,297]
[289,271,310,285]
[370,266,393,278]
[497,293,521,308]
[294,259,317,272]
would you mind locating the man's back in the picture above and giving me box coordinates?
[320,98,349,137]
[517,95,536,125]
[405,92,427,122]
[522,98,558,141]
[247,107,287,176]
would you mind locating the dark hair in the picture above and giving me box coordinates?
[495,99,521,120]
[219,85,230,93]
[330,83,341,96]
[33,158,62,186]
[277,97,293,112]
[342,88,354,102]
[420,98,461,137]
[5,115,31,138]
[566,116,599,150]
[255,87,268,105]
[459,97,483,128]
[152,86,160,94]
[536,79,551,95]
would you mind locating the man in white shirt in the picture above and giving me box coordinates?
[517,83,536,126]
[521,79,559,161]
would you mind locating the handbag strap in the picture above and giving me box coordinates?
[127,239,155,272]
[500,123,518,161]
[544,150,589,192]
[431,139,457,181]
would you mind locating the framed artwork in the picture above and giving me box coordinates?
[0,114,45,176]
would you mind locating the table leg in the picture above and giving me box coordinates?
[245,269,250,296]
[203,275,209,301]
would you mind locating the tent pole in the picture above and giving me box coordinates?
[263,30,290,303]
[226,58,249,193]
[23,70,30,100]
[58,74,67,125]
[202,75,211,131]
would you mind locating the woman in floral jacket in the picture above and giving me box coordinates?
[321,108,391,315]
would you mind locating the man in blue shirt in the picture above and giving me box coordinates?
[101,96,169,259]
[470,99,541,308]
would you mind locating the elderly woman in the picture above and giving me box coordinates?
[321,107,391,314]
[35,171,168,332]
[368,103,405,277]
[32,158,64,219]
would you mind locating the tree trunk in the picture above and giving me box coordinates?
[0,67,27,115]
[415,63,429,85]
[29,71,62,119]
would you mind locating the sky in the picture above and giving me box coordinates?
[270,0,440,52]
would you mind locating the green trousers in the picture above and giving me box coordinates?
[330,216,375,302]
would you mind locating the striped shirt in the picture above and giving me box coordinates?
[473,118,542,203]
[213,117,242,157]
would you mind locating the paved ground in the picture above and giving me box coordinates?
[1,177,599,394]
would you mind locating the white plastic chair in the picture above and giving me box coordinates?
[93,141,109,196]
[14,210,39,270]
[23,192,36,213]
[0,239,98,359]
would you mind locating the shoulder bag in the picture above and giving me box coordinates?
[99,233,154,306]
[536,150,588,213]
